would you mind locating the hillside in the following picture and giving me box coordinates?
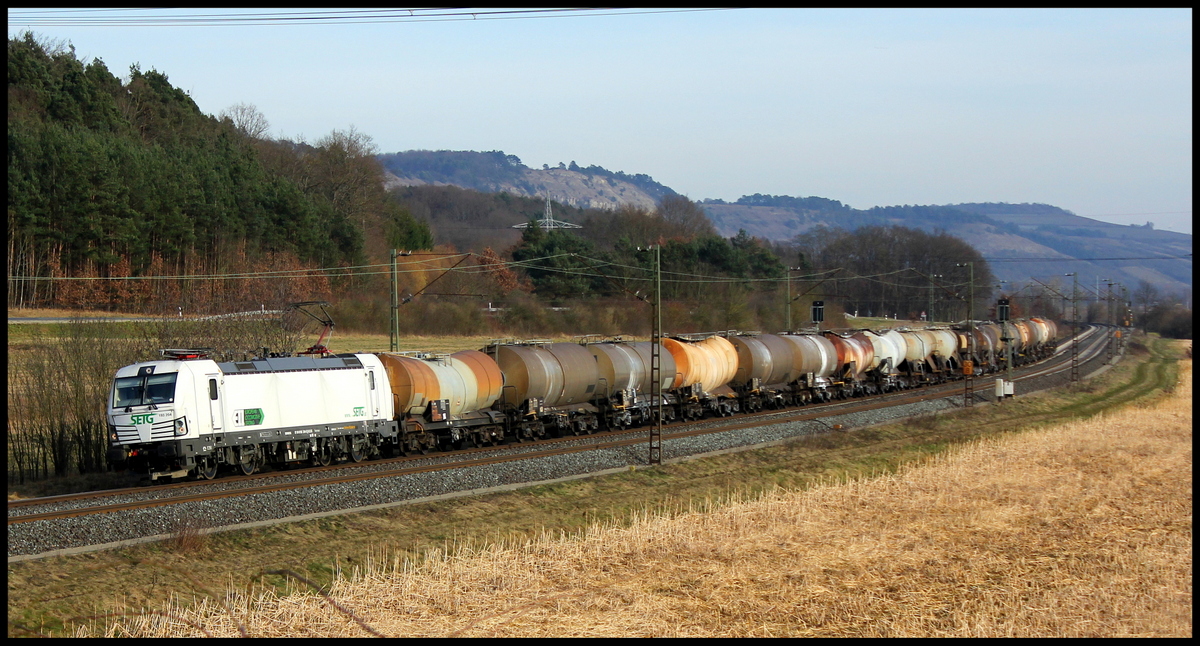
[373,150,1191,296]
[378,150,676,211]
[703,199,1192,295]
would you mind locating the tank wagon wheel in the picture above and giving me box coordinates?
[312,442,333,467]
[198,457,219,480]
[236,447,258,476]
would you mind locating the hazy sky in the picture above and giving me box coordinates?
[9,8,1193,234]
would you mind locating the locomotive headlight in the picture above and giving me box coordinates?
[175,417,188,436]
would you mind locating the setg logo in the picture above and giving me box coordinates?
[353,406,365,417]
[131,413,155,425]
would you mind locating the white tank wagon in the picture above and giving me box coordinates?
[777,333,839,402]
[1027,317,1059,359]
[585,340,678,429]
[928,327,962,372]
[107,350,397,481]
[855,330,907,392]
[896,329,930,368]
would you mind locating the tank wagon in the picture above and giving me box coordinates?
[377,350,505,453]
[585,339,675,429]
[107,318,1062,481]
[648,334,736,419]
[725,332,838,410]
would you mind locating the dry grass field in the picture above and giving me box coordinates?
[95,358,1192,638]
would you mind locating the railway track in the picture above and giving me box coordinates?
[8,325,1112,532]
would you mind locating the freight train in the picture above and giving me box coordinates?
[106,318,1058,481]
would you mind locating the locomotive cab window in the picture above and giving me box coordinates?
[113,372,178,408]
[209,378,218,400]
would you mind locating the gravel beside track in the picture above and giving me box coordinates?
[7,337,1120,562]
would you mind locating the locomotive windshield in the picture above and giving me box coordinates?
[112,372,178,408]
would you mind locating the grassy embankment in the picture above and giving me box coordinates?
[6,334,1185,637]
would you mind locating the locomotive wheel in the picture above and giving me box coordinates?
[198,457,219,480]
[236,448,258,476]
[349,442,365,463]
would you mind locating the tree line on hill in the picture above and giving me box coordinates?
[781,225,996,322]
[7,33,432,313]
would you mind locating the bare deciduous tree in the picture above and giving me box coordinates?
[656,195,716,241]
[1133,280,1160,317]
[219,102,271,140]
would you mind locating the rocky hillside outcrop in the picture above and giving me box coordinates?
[378,150,675,211]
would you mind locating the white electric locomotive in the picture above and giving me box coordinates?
[107,349,397,481]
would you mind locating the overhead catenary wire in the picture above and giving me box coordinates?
[7,8,734,28]
[11,247,1188,287]
[8,253,477,281]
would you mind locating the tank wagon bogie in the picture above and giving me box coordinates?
[106,318,1062,482]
